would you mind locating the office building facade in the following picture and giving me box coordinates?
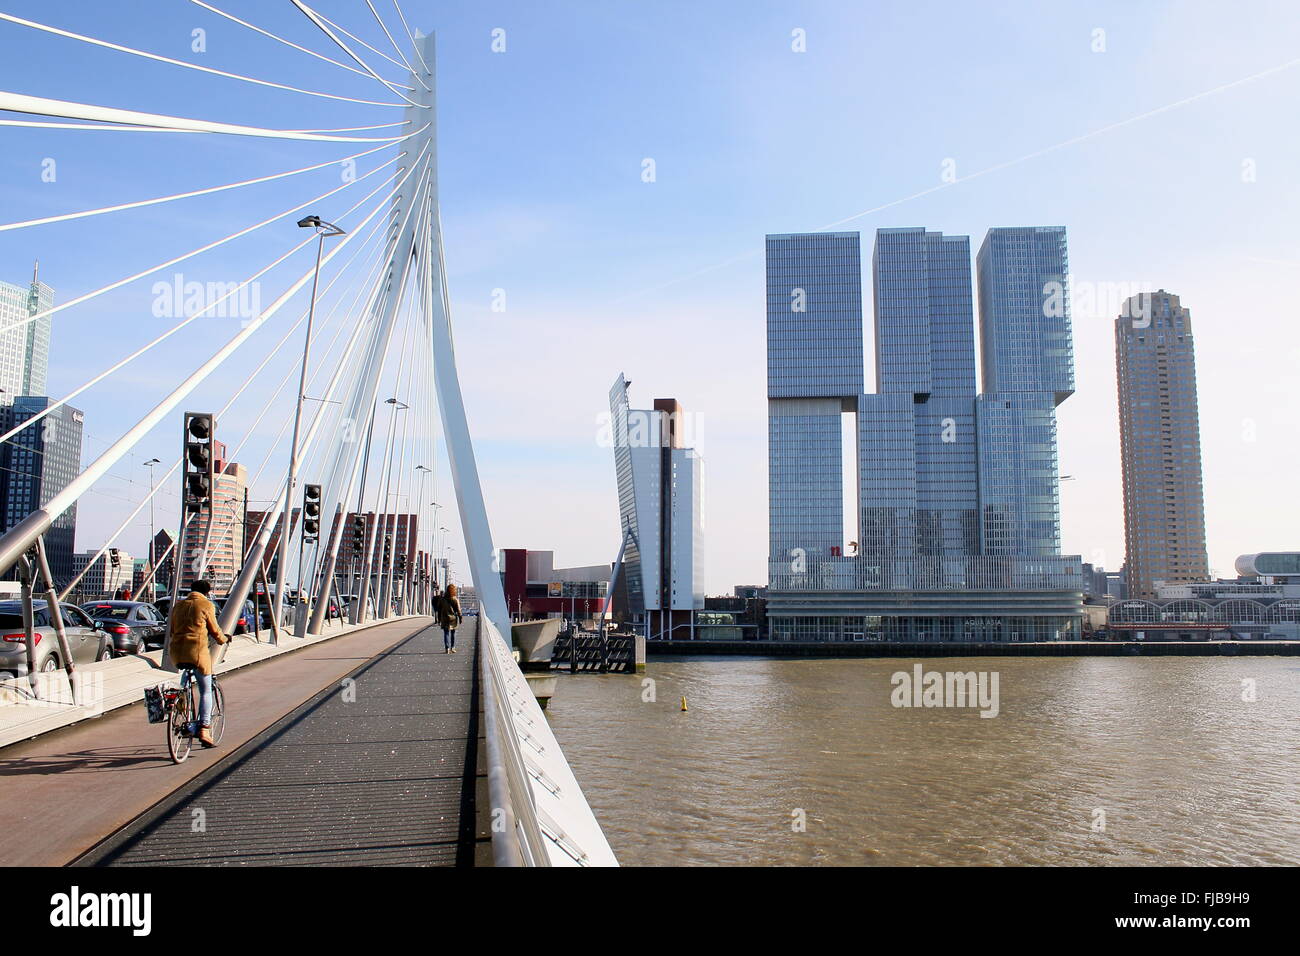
[1115,290,1209,598]
[0,264,52,398]
[72,549,134,600]
[766,227,1082,642]
[609,374,704,639]
[0,398,84,586]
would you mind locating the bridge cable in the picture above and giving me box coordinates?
[185,0,418,91]
[0,91,424,141]
[0,156,409,449]
[0,139,404,233]
[0,12,411,108]
[363,0,429,91]
[6,129,423,337]
[391,0,432,77]
[288,0,430,110]
[56,201,396,599]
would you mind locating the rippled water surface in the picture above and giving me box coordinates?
[546,656,1300,866]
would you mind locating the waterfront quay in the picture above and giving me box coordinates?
[647,640,1300,658]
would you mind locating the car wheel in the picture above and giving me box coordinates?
[42,654,59,673]
[97,643,113,662]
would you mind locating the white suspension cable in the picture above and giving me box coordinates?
[0,12,410,108]
[0,91,422,141]
[288,0,429,110]
[185,0,417,92]
[233,159,435,574]
[56,214,390,601]
[363,0,429,91]
[0,156,403,451]
[0,119,410,134]
[193,214,396,575]
[391,0,432,77]
[11,132,423,336]
[0,139,399,232]
[0,144,432,575]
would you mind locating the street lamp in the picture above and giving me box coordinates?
[144,458,160,600]
[275,214,345,634]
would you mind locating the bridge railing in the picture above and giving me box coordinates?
[477,614,619,867]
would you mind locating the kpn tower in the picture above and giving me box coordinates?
[765,227,1083,642]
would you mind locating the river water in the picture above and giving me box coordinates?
[546,656,1299,866]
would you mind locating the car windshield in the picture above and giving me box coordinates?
[88,605,132,620]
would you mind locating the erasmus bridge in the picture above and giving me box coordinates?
[0,2,615,866]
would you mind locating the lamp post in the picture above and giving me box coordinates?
[144,458,160,601]
[438,527,449,589]
[274,214,345,635]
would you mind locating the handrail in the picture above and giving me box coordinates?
[478,614,549,866]
[477,613,618,867]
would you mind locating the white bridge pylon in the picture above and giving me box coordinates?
[218,30,512,643]
[0,31,511,646]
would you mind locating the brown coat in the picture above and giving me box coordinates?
[168,592,227,675]
[436,590,462,631]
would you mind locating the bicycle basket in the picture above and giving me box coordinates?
[143,685,168,724]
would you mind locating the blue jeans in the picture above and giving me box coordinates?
[195,673,213,727]
[442,627,456,649]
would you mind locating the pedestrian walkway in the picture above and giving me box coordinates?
[0,613,427,749]
[77,620,483,866]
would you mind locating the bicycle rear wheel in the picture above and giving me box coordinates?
[167,692,193,764]
[210,681,226,745]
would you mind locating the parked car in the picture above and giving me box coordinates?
[215,597,256,635]
[80,600,167,653]
[0,600,109,679]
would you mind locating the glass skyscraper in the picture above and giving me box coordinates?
[609,374,705,638]
[766,233,862,571]
[0,264,52,398]
[765,226,1082,642]
[0,398,84,586]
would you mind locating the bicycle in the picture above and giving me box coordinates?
[160,666,226,764]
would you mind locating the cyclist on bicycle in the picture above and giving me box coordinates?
[168,580,230,748]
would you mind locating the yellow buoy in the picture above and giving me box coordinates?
[680,696,688,712]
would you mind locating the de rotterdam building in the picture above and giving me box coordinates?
[765,227,1083,642]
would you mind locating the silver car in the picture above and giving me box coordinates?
[0,600,110,680]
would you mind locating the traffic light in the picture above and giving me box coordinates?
[350,515,366,556]
[302,484,321,542]
[397,552,407,575]
[182,411,216,514]
[383,534,392,563]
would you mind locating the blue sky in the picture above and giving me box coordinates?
[1,0,1298,591]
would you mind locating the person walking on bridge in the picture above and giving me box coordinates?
[437,583,462,653]
[168,580,230,747]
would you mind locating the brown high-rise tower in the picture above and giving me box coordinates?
[1115,290,1210,598]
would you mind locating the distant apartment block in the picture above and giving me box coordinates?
[179,441,246,593]
[1115,290,1209,598]
[73,548,134,600]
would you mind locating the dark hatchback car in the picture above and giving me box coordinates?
[81,600,168,654]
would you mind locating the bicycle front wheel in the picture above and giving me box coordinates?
[167,694,193,764]
[210,681,226,745]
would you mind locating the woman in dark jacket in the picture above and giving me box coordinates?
[436,583,463,653]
